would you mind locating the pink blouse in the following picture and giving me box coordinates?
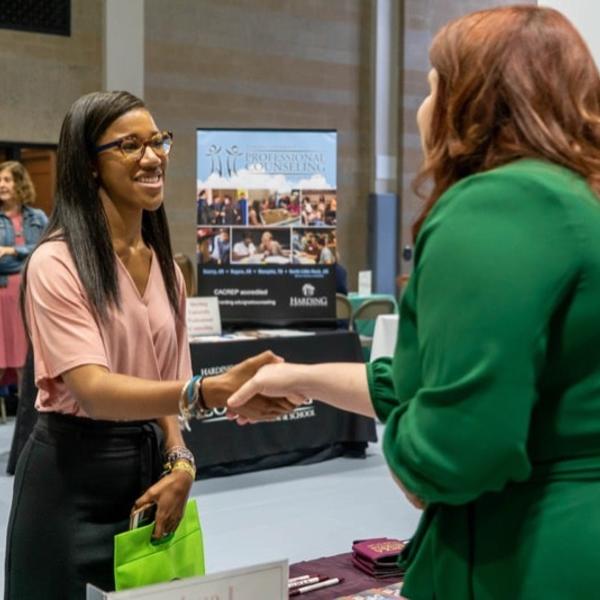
[9,213,24,245]
[25,241,192,416]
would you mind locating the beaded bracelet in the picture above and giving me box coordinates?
[178,380,193,431]
[164,445,196,468]
[178,375,211,431]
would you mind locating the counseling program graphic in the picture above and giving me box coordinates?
[196,129,338,325]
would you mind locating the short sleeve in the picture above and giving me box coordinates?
[26,244,109,391]
[382,173,578,505]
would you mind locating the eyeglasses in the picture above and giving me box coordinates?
[94,130,173,161]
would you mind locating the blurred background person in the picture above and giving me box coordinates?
[0,161,47,397]
[288,195,300,216]
[196,189,208,224]
[316,235,335,264]
[325,196,337,225]
[213,193,225,224]
[232,231,256,261]
[301,196,312,225]
[309,209,326,227]
[237,191,248,224]
[248,199,261,225]
[257,230,283,258]
[301,230,319,258]
[211,228,230,264]
[223,195,240,224]
[334,249,348,295]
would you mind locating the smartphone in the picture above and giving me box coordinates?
[129,503,157,530]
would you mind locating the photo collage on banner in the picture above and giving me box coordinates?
[196,130,337,325]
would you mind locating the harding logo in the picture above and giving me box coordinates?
[302,283,315,297]
[290,283,328,307]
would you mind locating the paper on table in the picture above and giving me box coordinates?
[358,271,372,296]
[186,297,222,337]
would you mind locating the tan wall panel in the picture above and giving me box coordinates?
[400,0,537,274]
[0,0,103,144]
[145,0,373,287]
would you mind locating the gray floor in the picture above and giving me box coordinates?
[0,420,421,594]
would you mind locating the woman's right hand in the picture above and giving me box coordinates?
[203,351,302,421]
[226,362,307,423]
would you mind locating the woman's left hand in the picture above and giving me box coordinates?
[0,246,17,258]
[133,470,193,539]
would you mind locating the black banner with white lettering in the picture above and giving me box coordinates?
[197,264,336,324]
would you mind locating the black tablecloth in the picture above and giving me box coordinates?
[185,331,377,478]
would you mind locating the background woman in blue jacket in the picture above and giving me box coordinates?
[0,161,47,395]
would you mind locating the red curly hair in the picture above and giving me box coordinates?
[413,5,600,237]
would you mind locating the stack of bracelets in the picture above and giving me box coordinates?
[163,445,196,480]
[178,374,212,431]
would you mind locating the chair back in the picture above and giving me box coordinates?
[335,293,352,321]
[351,298,396,331]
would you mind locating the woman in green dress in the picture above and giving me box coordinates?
[227,6,600,599]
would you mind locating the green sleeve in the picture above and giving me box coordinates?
[366,358,396,422]
[383,173,578,505]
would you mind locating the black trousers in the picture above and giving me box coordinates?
[5,413,163,600]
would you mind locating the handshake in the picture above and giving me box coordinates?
[200,351,306,424]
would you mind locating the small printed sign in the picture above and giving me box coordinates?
[358,270,372,296]
[186,296,222,337]
[86,560,288,599]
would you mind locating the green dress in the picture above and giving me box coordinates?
[367,159,600,599]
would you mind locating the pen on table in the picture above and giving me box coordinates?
[289,575,311,584]
[288,576,329,589]
[289,577,343,596]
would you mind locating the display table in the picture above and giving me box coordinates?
[289,552,404,599]
[185,330,377,478]
[10,332,376,479]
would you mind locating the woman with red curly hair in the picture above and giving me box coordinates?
[229,6,600,598]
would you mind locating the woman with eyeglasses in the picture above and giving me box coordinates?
[4,91,294,599]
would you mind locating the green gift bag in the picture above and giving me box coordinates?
[114,499,205,591]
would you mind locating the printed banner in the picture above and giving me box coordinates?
[196,129,337,325]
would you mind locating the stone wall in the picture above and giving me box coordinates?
[0,0,103,143]
[400,0,537,271]
[144,0,373,284]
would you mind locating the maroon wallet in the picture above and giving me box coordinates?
[352,537,408,566]
[351,554,404,579]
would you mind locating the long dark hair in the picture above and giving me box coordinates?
[413,6,600,237]
[22,91,180,322]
